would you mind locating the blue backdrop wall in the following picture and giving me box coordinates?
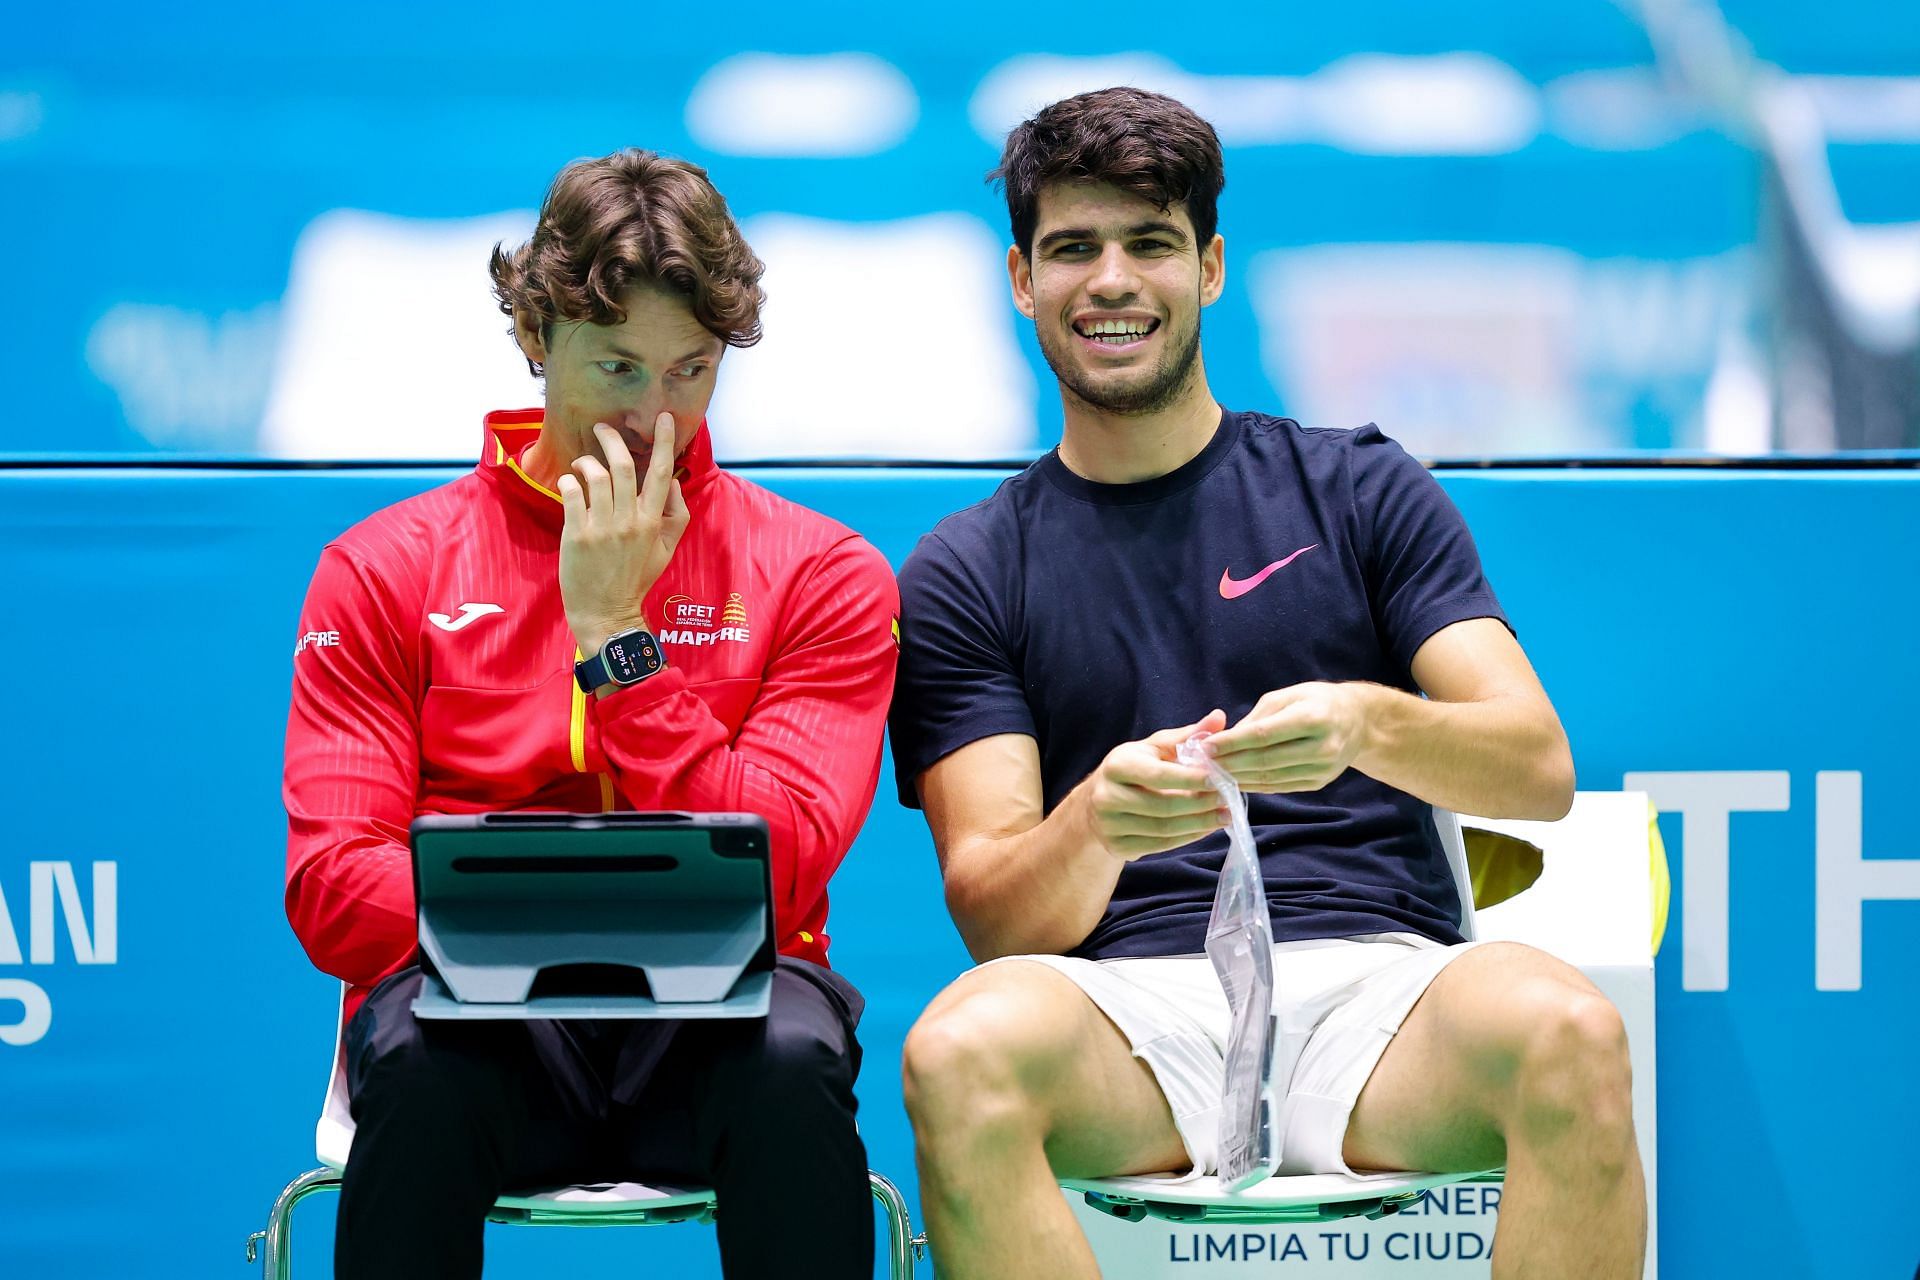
[0,459,1914,1278]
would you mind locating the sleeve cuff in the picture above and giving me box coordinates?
[593,662,693,714]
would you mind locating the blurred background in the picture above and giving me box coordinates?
[7,0,1918,463]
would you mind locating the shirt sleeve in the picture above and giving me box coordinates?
[591,535,899,932]
[888,528,1035,808]
[282,545,423,989]
[1352,425,1511,680]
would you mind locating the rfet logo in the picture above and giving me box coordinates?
[659,593,751,647]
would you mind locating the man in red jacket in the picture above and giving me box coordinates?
[284,149,899,1279]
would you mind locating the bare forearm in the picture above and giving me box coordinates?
[1352,684,1574,821]
[943,782,1125,961]
[922,717,1225,961]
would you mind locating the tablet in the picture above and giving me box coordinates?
[408,811,774,1020]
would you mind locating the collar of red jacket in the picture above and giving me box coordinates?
[478,408,721,527]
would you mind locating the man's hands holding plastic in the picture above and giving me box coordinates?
[1082,709,1231,861]
[556,414,689,660]
[1201,680,1372,794]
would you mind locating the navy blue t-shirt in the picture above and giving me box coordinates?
[888,409,1511,959]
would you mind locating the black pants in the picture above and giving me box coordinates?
[336,958,871,1278]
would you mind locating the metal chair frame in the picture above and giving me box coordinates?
[247,1164,920,1279]
[248,985,922,1277]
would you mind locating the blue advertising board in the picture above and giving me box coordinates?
[0,459,1914,1278]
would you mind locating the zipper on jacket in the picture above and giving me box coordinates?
[568,647,589,773]
[570,646,618,812]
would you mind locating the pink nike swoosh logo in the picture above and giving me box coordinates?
[1219,545,1319,599]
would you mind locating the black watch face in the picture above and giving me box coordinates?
[605,633,661,684]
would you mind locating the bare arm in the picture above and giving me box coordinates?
[918,711,1227,961]
[1365,616,1574,818]
[1204,617,1574,821]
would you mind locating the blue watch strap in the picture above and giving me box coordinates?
[574,649,613,693]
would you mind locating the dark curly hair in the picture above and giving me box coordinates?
[490,149,766,375]
[991,87,1225,258]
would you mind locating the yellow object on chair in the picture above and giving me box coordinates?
[1649,801,1671,954]
[1465,827,1544,909]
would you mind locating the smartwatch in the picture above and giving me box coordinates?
[574,627,666,693]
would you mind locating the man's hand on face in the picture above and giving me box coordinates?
[556,414,690,658]
[1201,681,1371,795]
[1083,709,1231,861]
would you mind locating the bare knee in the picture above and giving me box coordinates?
[902,975,1071,1153]
[1507,984,1634,1157]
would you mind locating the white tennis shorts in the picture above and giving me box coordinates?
[988,932,1480,1180]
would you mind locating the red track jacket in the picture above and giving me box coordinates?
[284,411,899,1024]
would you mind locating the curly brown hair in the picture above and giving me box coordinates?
[991,87,1225,258]
[490,149,766,374]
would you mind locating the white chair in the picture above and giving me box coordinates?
[247,991,920,1279]
[1060,808,1503,1230]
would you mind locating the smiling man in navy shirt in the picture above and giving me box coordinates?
[889,88,1646,1280]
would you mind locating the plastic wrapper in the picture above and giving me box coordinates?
[1179,732,1280,1191]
